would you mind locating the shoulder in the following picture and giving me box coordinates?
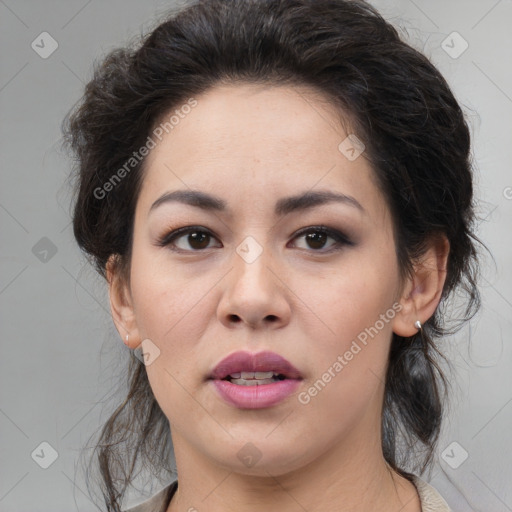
[123,480,177,512]
[411,475,452,512]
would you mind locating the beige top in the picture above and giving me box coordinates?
[124,475,452,512]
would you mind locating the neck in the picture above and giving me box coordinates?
[166,429,420,512]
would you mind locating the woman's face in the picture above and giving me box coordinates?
[124,83,405,475]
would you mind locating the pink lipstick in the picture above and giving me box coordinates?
[209,350,302,409]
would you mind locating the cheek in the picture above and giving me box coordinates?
[129,260,214,423]
[296,301,394,441]
[130,249,214,341]
[293,247,399,339]
[291,247,398,401]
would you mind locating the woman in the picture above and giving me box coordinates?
[62,0,480,510]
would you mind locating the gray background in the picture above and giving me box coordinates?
[1,0,511,511]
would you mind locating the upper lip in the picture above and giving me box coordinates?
[209,350,303,380]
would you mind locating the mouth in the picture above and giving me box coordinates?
[209,349,303,382]
[208,350,303,409]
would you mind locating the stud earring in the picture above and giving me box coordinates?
[124,334,130,345]
[414,320,422,330]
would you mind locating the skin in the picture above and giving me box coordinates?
[108,83,449,512]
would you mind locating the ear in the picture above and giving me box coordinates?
[106,254,141,349]
[392,235,450,337]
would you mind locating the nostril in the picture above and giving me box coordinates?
[228,314,241,323]
[265,315,278,322]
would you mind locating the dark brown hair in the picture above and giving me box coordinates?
[62,0,481,510]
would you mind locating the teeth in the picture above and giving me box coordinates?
[231,378,276,386]
[225,371,285,384]
[255,371,274,379]
[231,371,276,379]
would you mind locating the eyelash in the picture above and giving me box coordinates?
[156,225,354,254]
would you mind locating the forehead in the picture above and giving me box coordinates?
[137,83,388,221]
[148,83,347,163]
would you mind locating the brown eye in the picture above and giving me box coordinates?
[157,226,221,252]
[186,231,211,249]
[291,226,353,252]
[304,231,328,250]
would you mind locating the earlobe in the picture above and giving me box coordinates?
[106,254,140,348]
[392,235,450,337]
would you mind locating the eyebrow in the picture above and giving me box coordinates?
[149,189,365,216]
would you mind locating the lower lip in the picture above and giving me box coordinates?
[210,379,301,409]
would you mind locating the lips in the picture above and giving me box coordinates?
[209,350,303,381]
[208,350,303,409]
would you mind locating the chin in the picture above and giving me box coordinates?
[206,437,315,478]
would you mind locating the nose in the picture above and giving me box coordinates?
[216,245,291,330]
